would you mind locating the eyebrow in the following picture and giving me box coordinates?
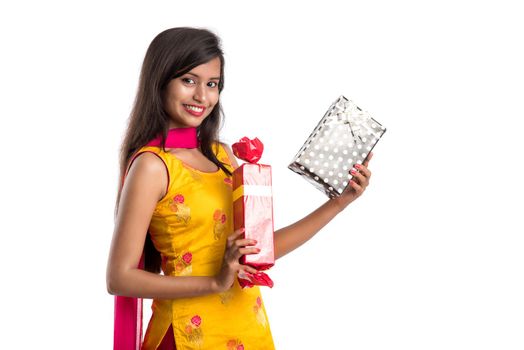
[186,72,221,80]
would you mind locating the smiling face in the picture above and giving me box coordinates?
[163,56,221,129]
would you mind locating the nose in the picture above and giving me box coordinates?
[193,83,207,104]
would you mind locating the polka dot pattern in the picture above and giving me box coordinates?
[288,95,386,198]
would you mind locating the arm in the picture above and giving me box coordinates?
[106,153,216,299]
[274,154,373,259]
[223,144,373,261]
[273,198,342,260]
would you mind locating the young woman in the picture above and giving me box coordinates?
[106,27,373,350]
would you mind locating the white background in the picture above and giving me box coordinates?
[1,0,523,349]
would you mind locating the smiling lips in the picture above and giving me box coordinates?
[183,104,206,117]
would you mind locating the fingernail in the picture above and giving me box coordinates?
[355,164,361,169]
[252,240,258,244]
[350,169,356,175]
[255,248,261,253]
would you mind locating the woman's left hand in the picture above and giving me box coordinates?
[331,152,373,211]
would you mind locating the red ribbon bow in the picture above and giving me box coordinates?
[232,137,264,164]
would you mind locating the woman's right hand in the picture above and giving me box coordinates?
[214,228,260,293]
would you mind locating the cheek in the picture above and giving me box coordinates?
[170,84,191,100]
[210,91,220,106]
[165,87,188,110]
[164,93,178,112]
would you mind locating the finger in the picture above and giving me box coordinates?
[238,247,261,256]
[227,228,245,245]
[350,169,368,187]
[231,247,259,262]
[354,163,371,178]
[362,152,373,168]
[241,265,259,275]
[234,238,258,248]
[348,179,364,195]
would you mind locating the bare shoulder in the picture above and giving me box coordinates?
[219,142,239,169]
[128,152,166,178]
[108,152,167,288]
[125,152,168,201]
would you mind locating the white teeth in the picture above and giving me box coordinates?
[184,104,203,112]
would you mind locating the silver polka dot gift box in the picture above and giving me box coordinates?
[288,95,386,198]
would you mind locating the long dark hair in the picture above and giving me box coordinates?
[115,27,231,273]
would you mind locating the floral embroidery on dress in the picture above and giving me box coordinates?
[185,315,203,348]
[213,209,227,240]
[253,296,267,327]
[226,339,244,350]
[169,194,191,224]
[174,251,193,276]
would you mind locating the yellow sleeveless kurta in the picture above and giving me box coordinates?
[131,142,275,350]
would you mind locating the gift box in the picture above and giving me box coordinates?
[232,137,275,288]
[288,95,386,198]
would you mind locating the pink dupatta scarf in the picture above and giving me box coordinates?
[113,127,198,350]
[113,256,144,350]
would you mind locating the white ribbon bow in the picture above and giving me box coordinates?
[332,98,381,142]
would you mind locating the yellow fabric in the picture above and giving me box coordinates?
[132,142,275,350]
